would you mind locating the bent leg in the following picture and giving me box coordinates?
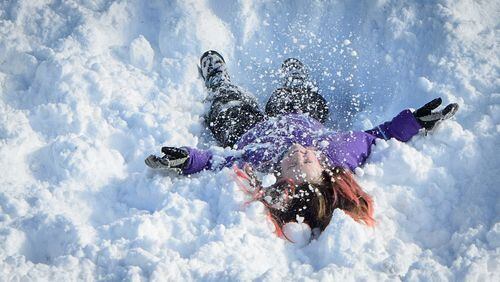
[265,88,329,123]
[206,83,264,148]
[265,58,329,123]
[200,50,264,147]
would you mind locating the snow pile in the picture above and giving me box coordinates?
[0,0,498,280]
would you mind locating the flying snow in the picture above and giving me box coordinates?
[0,0,498,281]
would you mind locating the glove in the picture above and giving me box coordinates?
[145,147,189,170]
[413,98,459,130]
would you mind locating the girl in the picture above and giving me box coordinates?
[145,50,458,239]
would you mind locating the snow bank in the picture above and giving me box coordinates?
[0,0,498,280]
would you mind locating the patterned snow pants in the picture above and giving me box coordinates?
[205,75,329,148]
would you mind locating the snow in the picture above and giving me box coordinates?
[129,36,154,71]
[417,76,433,92]
[283,221,312,247]
[0,0,499,281]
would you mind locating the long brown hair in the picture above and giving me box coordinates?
[233,164,375,238]
[328,168,375,226]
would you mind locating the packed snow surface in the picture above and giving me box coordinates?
[0,0,499,281]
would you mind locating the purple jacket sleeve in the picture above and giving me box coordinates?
[365,109,422,142]
[323,131,377,171]
[181,147,213,175]
[181,147,238,175]
[324,109,422,171]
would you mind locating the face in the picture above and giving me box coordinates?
[279,143,323,185]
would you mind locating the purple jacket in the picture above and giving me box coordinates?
[182,109,422,174]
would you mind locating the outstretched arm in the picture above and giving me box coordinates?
[364,109,422,142]
[365,98,458,141]
[325,98,458,171]
[323,110,420,171]
[179,147,214,174]
[145,146,238,175]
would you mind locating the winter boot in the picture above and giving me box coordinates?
[199,50,231,89]
[280,58,310,89]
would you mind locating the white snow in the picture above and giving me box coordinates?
[0,0,499,281]
[283,221,312,247]
[417,76,433,92]
[261,173,277,187]
[129,35,154,71]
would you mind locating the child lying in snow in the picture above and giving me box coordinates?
[145,50,458,240]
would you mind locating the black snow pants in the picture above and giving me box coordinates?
[205,75,329,148]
